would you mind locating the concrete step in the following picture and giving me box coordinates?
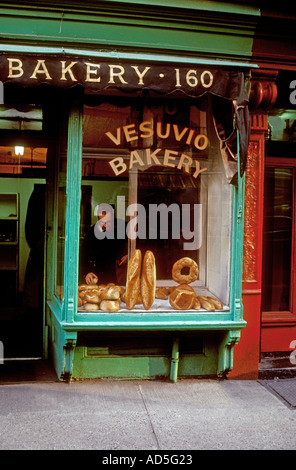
[259,353,296,379]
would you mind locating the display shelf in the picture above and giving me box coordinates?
[0,193,19,299]
[77,285,228,314]
[0,193,18,218]
[0,219,18,244]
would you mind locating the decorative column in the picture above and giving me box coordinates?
[229,69,278,379]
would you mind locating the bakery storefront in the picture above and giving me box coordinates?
[0,54,249,380]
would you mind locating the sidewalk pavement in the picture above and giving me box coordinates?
[0,362,295,450]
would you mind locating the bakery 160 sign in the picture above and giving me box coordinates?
[4,57,214,89]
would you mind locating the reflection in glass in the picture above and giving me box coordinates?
[55,152,67,300]
[262,168,293,312]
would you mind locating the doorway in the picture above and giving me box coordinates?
[261,156,296,353]
[0,145,47,359]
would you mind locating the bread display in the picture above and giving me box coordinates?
[78,282,124,312]
[77,253,224,313]
[125,249,142,310]
[141,250,156,310]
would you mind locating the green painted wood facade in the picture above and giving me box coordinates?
[0,1,258,63]
[0,0,257,380]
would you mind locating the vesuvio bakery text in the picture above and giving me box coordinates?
[106,120,209,176]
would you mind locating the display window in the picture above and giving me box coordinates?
[78,96,233,313]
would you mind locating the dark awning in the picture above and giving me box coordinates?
[0,53,250,184]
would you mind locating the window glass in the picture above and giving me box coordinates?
[54,126,68,301]
[262,167,293,312]
[55,171,66,300]
[79,97,232,311]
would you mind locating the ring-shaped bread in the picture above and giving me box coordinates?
[172,257,199,284]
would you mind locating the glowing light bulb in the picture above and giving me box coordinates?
[15,146,24,156]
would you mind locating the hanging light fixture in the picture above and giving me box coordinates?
[15,146,24,156]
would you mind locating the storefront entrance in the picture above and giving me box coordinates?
[0,83,69,363]
[261,154,296,352]
[0,149,47,359]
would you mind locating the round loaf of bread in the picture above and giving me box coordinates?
[84,291,100,304]
[172,257,198,284]
[79,284,98,291]
[155,286,169,300]
[100,285,121,300]
[84,302,99,311]
[100,300,121,312]
[169,284,196,310]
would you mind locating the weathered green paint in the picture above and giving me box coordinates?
[49,301,78,381]
[217,330,241,377]
[170,337,180,383]
[71,331,227,379]
[0,2,258,63]
[72,346,171,380]
[62,101,83,323]
[46,101,83,379]
[229,132,245,323]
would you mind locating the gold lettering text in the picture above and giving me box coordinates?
[108,65,128,84]
[60,61,77,81]
[7,59,23,78]
[85,63,101,82]
[30,60,52,80]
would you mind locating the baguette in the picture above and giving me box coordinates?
[141,250,156,310]
[125,249,142,310]
[193,297,201,310]
[197,296,215,311]
[206,296,223,310]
